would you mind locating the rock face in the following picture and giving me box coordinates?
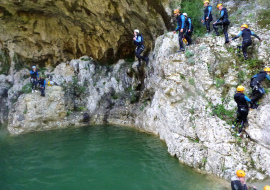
[0,0,173,66]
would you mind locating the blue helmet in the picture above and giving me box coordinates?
[32,66,36,69]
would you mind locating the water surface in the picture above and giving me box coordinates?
[0,125,229,190]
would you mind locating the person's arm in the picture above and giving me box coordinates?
[175,22,180,32]
[216,10,224,22]
[181,15,185,29]
[43,80,46,88]
[188,18,192,30]
[30,71,34,74]
[265,74,270,81]
[207,6,212,18]
[232,31,243,40]
[36,71,39,78]
[244,95,251,102]
[251,31,261,40]
[134,36,141,42]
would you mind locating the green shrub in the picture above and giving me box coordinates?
[258,9,270,28]
[215,77,225,88]
[189,78,195,86]
[180,74,186,80]
[112,94,119,100]
[199,45,206,50]
[185,50,194,58]
[187,58,195,65]
[21,84,32,94]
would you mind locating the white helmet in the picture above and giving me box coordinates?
[134,29,139,33]
[183,13,187,17]
[32,66,36,69]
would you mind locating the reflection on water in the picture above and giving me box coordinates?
[0,125,231,190]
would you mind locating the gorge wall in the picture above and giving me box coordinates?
[1,0,270,183]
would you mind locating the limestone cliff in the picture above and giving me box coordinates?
[0,0,173,67]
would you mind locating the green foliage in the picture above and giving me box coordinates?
[185,50,194,58]
[78,107,86,111]
[126,87,137,103]
[112,94,119,100]
[238,70,246,84]
[215,77,225,88]
[13,53,24,72]
[246,59,264,76]
[67,110,71,116]
[258,9,270,27]
[180,74,186,80]
[81,57,91,61]
[209,103,235,125]
[188,78,195,86]
[180,0,205,36]
[103,82,106,85]
[187,58,195,65]
[23,109,27,114]
[21,84,32,94]
[199,45,206,50]
[188,137,199,143]
[0,49,11,75]
[189,106,195,115]
[243,147,247,153]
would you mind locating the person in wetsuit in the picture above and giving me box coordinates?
[234,86,253,136]
[201,1,212,36]
[230,24,262,60]
[249,68,270,109]
[30,66,39,93]
[173,9,186,52]
[183,13,193,46]
[231,170,257,190]
[213,4,230,43]
[133,29,149,67]
[38,76,46,97]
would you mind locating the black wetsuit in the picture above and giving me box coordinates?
[232,28,261,59]
[175,14,186,51]
[250,71,270,107]
[134,34,148,66]
[185,17,193,45]
[38,78,46,96]
[213,7,230,42]
[30,70,39,90]
[231,176,249,190]
[204,5,213,33]
[234,93,252,133]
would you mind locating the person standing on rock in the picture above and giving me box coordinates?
[201,1,212,36]
[133,29,149,67]
[234,86,253,136]
[38,75,46,97]
[213,4,230,43]
[230,24,262,60]
[30,66,39,93]
[231,170,257,190]
[173,9,186,52]
[183,13,193,46]
[249,68,270,109]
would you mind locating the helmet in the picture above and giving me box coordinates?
[237,86,245,92]
[264,185,270,190]
[217,4,223,8]
[32,66,36,69]
[204,1,210,4]
[134,29,139,34]
[241,24,248,28]
[174,9,180,14]
[264,67,270,72]
[236,170,246,177]
[183,13,187,17]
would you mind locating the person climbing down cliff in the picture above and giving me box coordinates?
[183,13,193,46]
[234,86,253,136]
[230,24,262,60]
[30,66,39,93]
[38,76,46,97]
[213,4,230,43]
[173,9,186,52]
[201,1,212,36]
[249,68,270,109]
[133,29,149,67]
[231,170,257,190]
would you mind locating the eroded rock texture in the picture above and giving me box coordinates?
[0,0,173,66]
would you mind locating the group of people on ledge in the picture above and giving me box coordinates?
[234,68,270,136]
[30,66,46,97]
[231,170,270,190]
[132,1,262,67]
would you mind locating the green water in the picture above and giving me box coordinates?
[0,125,229,190]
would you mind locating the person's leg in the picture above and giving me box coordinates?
[205,20,211,33]
[31,79,35,91]
[178,31,185,51]
[136,48,143,66]
[213,21,223,35]
[34,79,37,91]
[238,110,248,134]
[242,40,252,59]
[186,31,192,45]
[223,24,229,43]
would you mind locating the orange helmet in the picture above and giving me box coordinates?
[236,170,246,177]
[174,9,180,14]
[264,185,270,190]
[217,4,223,8]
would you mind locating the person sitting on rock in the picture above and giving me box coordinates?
[230,24,262,60]
[234,86,253,136]
[183,13,193,46]
[173,9,186,52]
[38,75,46,97]
[201,1,212,36]
[30,66,39,93]
[249,68,270,109]
[133,29,149,67]
[213,4,230,43]
[231,170,257,190]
